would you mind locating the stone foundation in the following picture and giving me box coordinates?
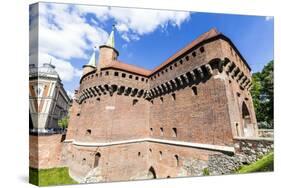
[208,138,274,175]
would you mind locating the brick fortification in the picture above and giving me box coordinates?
[63,28,258,182]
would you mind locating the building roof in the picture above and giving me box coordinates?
[151,28,220,74]
[102,60,151,76]
[100,28,250,77]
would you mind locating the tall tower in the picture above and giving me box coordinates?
[98,26,119,69]
[82,47,97,77]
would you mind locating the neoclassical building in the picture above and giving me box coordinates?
[29,63,71,133]
[64,28,258,182]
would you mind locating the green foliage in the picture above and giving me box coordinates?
[237,152,274,173]
[29,167,77,186]
[203,167,210,176]
[251,60,274,128]
[58,116,69,129]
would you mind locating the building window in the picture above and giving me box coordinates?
[237,92,241,97]
[129,75,133,79]
[174,155,179,167]
[150,128,153,135]
[179,59,183,64]
[114,72,119,76]
[94,153,101,168]
[138,152,141,157]
[159,151,163,160]
[149,148,152,153]
[192,51,196,57]
[171,93,176,100]
[192,86,198,96]
[174,63,177,67]
[96,97,100,101]
[165,68,168,72]
[135,76,139,80]
[141,78,145,81]
[133,99,138,105]
[172,128,177,137]
[200,46,205,53]
[146,79,148,83]
[185,56,189,61]
[86,129,91,135]
[236,123,240,137]
[77,112,80,116]
[160,127,163,136]
[170,66,173,70]
[122,73,126,78]
[160,97,163,103]
[100,72,102,77]
[82,158,86,164]
[161,71,164,74]
[105,71,109,76]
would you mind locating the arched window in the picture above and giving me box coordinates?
[133,99,138,106]
[172,128,177,137]
[138,152,141,157]
[94,152,101,168]
[174,155,179,167]
[150,128,153,135]
[159,151,163,160]
[160,127,163,136]
[192,86,198,96]
[148,166,157,179]
[86,129,91,135]
[200,46,205,53]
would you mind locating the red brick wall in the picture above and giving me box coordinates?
[29,134,65,169]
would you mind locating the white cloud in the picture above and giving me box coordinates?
[265,16,273,21]
[38,3,109,60]
[76,5,191,42]
[32,3,191,84]
[38,52,82,82]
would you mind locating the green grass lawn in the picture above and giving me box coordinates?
[29,167,78,186]
[237,152,274,174]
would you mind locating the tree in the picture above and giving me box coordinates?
[250,60,274,129]
[58,116,69,130]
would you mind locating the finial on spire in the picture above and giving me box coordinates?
[106,24,115,48]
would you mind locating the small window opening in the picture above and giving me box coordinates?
[105,71,109,75]
[174,155,179,167]
[96,97,100,101]
[160,127,163,136]
[77,113,80,116]
[135,76,139,80]
[133,99,138,105]
[122,73,126,78]
[171,93,176,100]
[141,78,144,81]
[200,46,205,53]
[114,72,119,76]
[138,152,141,157]
[159,151,163,160]
[129,75,133,79]
[160,97,163,103]
[185,56,189,61]
[192,51,196,57]
[179,59,183,64]
[192,86,198,96]
[172,128,177,137]
[86,129,91,135]
[149,148,152,153]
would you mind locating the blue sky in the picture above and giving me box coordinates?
[31,3,274,97]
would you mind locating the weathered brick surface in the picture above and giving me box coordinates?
[33,29,260,182]
[29,134,65,169]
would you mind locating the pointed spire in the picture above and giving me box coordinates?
[106,24,115,48]
[88,46,97,67]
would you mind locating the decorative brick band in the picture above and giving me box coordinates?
[64,138,235,153]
